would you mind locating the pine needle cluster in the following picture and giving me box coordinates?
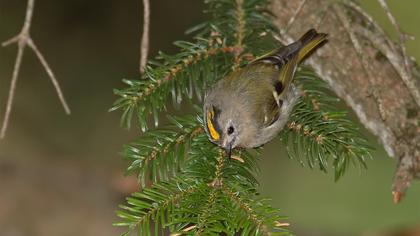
[111,0,372,235]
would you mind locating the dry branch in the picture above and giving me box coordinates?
[139,0,150,75]
[271,0,420,202]
[377,0,419,108]
[280,0,307,35]
[1,0,70,139]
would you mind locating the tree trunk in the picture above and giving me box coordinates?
[272,0,420,202]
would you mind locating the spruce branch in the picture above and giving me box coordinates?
[115,0,376,234]
[1,0,70,139]
[233,0,246,66]
[282,68,372,180]
[115,179,204,236]
[123,115,204,187]
[111,42,238,130]
[185,134,259,187]
[165,151,229,236]
[194,188,219,235]
[194,151,225,235]
[112,0,278,130]
[222,187,289,236]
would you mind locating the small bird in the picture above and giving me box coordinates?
[203,29,327,156]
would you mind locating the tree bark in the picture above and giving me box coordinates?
[272,0,420,202]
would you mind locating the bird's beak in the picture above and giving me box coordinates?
[224,142,232,158]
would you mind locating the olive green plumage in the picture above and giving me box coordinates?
[203,29,327,154]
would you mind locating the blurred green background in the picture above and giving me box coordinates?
[0,1,419,236]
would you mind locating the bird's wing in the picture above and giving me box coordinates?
[262,54,299,127]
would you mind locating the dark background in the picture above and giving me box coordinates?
[0,1,419,235]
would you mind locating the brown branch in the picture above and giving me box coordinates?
[1,0,70,139]
[333,4,387,120]
[281,0,308,35]
[271,0,420,202]
[343,1,396,50]
[343,1,419,105]
[139,0,150,75]
[377,0,410,63]
[377,0,420,108]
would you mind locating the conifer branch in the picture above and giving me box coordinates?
[222,187,289,235]
[233,0,246,66]
[194,151,227,235]
[1,0,70,139]
[115,179,203,236]
[223,187,269,235]
[111,43,238,130]
[281,68,371,179]
[195,188,219,235]
[115,0,374,234]
[123,115,204,186]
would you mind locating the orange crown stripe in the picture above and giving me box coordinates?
[206,112,220,141]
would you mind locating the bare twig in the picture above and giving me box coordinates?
[344,1,396,50]
[377,0,420,107]
[377,0,410,63]
[281,0,308,35]
[1,0,70,139]
[139,0,150,75]
[27,38,70,114]
[0,39,25,139]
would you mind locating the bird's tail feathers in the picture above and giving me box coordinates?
[297,29,328,62]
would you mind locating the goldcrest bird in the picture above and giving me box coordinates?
[203,29,327,156]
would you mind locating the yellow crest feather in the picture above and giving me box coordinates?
[206,110,220,141]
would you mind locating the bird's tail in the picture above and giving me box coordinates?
[272,29,327,99]
[296,28,328,62]
[249,29,327,67]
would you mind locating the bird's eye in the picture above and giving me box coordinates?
[227,126,234,135]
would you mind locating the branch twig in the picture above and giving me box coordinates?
[377,0,420,107]
[139,0,150,75]
[1,0,70,139]
[333,4,387,120]
[27,38,71,114]
[281,0,308,35]
[1,38,25,139]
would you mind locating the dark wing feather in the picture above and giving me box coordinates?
[249,29,327,127]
